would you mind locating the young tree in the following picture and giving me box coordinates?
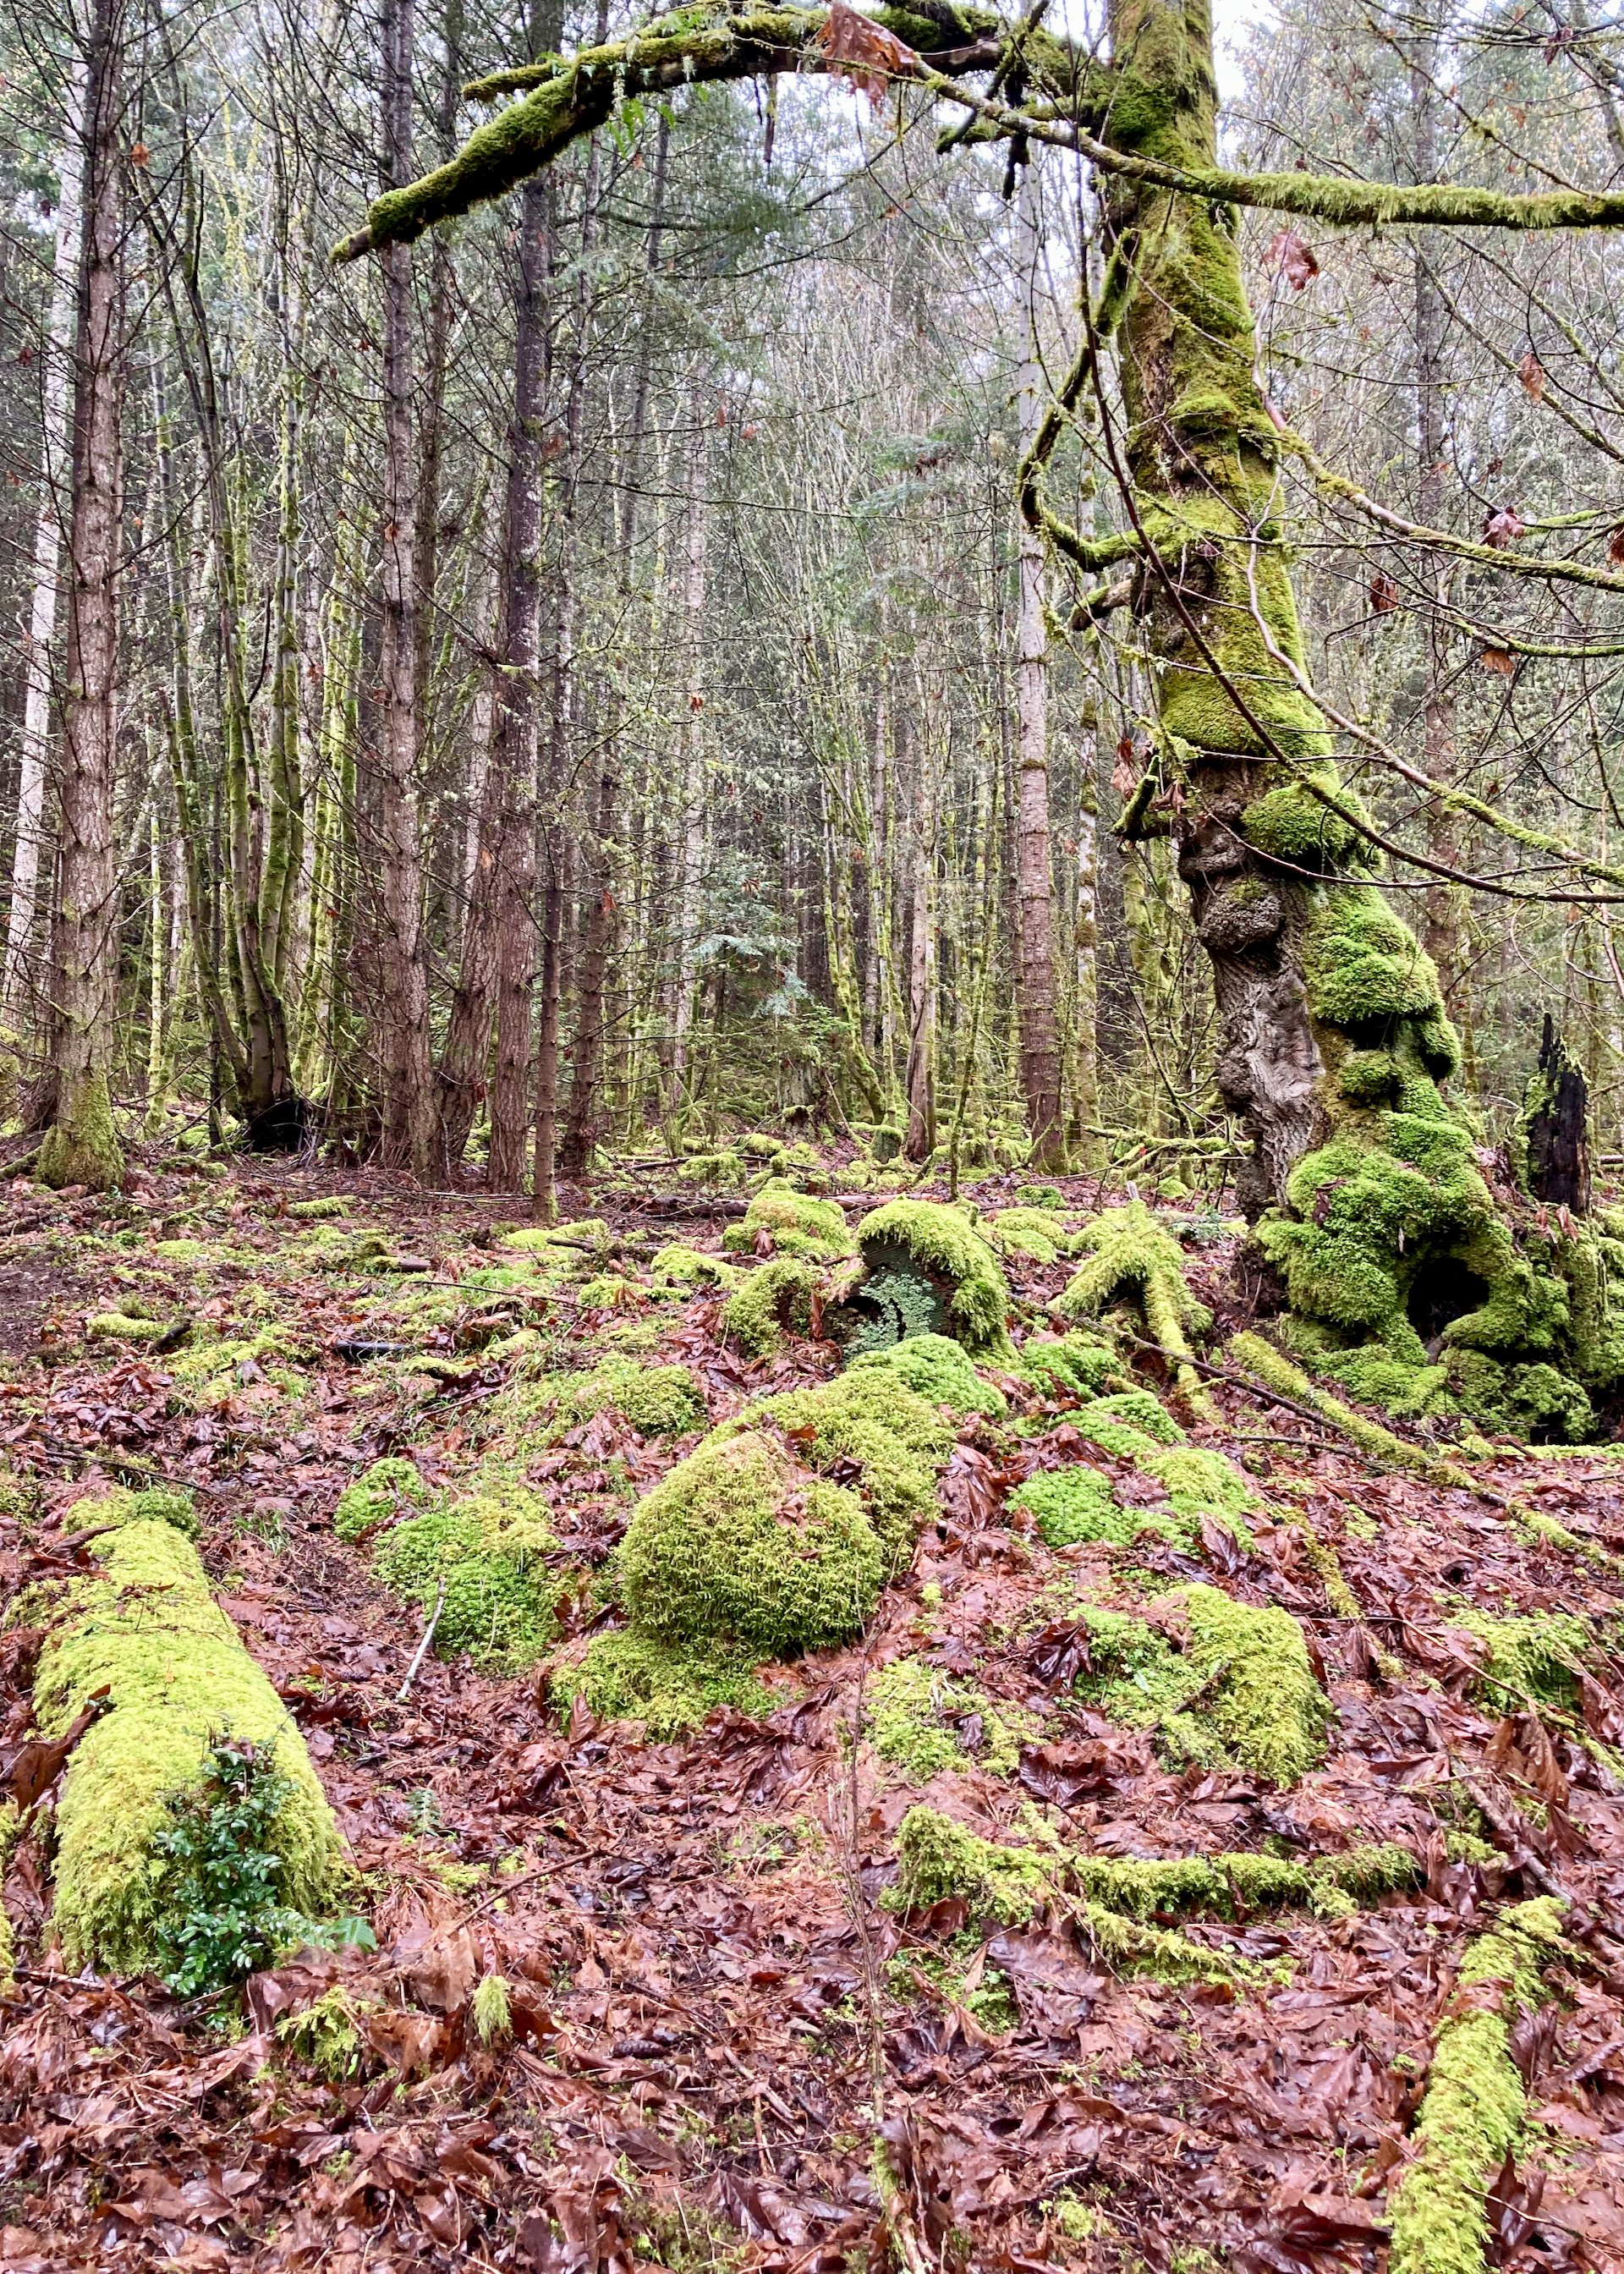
[36,0,126,1192]
[336,0,1624,1415]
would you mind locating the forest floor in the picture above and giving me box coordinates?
[2,1151,1624,2274]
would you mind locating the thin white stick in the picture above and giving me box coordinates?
[396,1577,447,1702]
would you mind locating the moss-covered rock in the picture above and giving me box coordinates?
[849,1331,1006,1417]
[26,1508,343,1972]
[720,1178,852,1261]
[1388,1900,1566,2274]
[558,1631,773,1738]
[719,1256,820,1358]
[618,1431,884,1657]
[850,1200,1012,1356]
[728,1368,955,1564]
[868,1655,1026,1778]
[1056,1203,1214,1414]
[1456,1610,1591,1715]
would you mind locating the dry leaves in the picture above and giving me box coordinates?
[814,1,919,107]
[1267,227,1320,291]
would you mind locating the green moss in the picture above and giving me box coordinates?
[124,1486,200,1538]
[568,1357,705,1438]
[30,1513,342,1973]
[88,1311,170,1343]
[503,1216,612,1262]
[677,1147,747,1189]
[618,1431,884,1657]
[868,1656,1027,1778]
[1079,1587,1330,1786]
[720,1178,852,1261]
[1019,1332,1123,1400]
[371,1482,559,1671]
[37,1068,123,1194]
[989,1206,1070,1266]
[1389,1901,1566,2274]
[854,1200,1012,1355]
[649,1243,742,1292]
[889,1804,1052,1925]
[334,1456,432,1544]
[276,1985,373,2079]
[1232,1332,1484,1491]
[1012,1464,1180,1551]
[1072,1387,1185,1453]
[561,1631,774,1738]
[849,1331,1006,1417]
[719,1256,820,1357]
[1306,887,1442,1028]
[1316,1343,1453,1419]
[153,1237,211,1262]
[1072,1841,1418,1922]
[1243,772,1378,872]
[1056,1203,1214,1414]
[1015,1184,1067,1211]
[1457,1611,1591,1715]
[473,1972,513,2046]
[288,1195,349,1220]
[735,1368,954,1563]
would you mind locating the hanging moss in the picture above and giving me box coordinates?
[848,1331,1007,1417]
[371,1479,561,1671]
[853,1200,1012,1356]
[334,1455,432,1544]
[719,1256,820,1358]
[618,1431,884,1657]
[1388,1900,1566,2274]
[720,1178,852,1261]
[1056,1203,1214,1414]
[868,1656,1027,1778]
[559,1631,774,1738]
[27,1508,343,1973]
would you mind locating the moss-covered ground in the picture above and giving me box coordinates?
[0,1153,1621,2271]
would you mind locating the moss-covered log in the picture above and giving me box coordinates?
[25,1499,343,1973]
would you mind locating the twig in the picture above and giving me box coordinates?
[396,1579,447,1702]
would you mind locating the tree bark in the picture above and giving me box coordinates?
[38,0,124,1193]
[664,398,711,1125]
[376,0,435,1178]
[902,689,935,1163]
[1013,165,1065,1169]
[3,59,85,1034]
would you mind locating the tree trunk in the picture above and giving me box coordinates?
[38,0,124,1193]
[3,59,85,1033]
[1013,166,1065,1170]
[376,0,435,1178]
[664,398,710,1125]
[902,691,935,1162]
[484,166,550,1195]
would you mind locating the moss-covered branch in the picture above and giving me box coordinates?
[333,5,1111,260]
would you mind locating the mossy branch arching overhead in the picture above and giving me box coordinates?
[332,0,1624,262]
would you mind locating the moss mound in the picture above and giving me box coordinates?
[371,1480,560,1671]
[848,1331,1006,1417]
[1079,1586,1330,1785]
[618,1431,884,1657]
[719,1256,820,1358]
[1012,1465,1177,1552]
[1071,1387,1185,1454]
[1457,1610,1591,1715]
[28,1509,343,1972]
[850,1200,1011,1357]
[566,1358,705,1438]
[649,1243,741,1292]
[1056,1202,1214,1414]
[335,1455,431,1544]
[1019,1332,1122,1400]
[736,1367,956,1561]
[989,1206,1078,1266]
[560,1632,774,1738]
[1388,1899,1566,2274]
[721,1178,852,1262]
